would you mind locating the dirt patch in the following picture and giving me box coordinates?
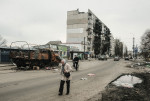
[101,73,150,101]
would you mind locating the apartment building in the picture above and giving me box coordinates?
[67,9,111,55]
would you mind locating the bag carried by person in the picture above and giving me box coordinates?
[64,72,70,78]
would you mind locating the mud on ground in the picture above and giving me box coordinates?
[101,73,150,101]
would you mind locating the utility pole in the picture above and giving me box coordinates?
[84,37,85,59]
[133,37,135,58]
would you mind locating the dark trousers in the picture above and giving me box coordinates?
[74,62,78,71]
[59,80,70,94]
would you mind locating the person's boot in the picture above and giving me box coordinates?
[58,80,65,96]
[58,93,62,96]
[66,80,70,95]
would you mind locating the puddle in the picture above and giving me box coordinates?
[112,75,142,88]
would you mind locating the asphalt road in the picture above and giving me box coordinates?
[0,59,130,101]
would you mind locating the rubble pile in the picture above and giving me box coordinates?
[126,61,150,70]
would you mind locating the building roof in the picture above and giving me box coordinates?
[47,41,62,45]
[62,42,82,44]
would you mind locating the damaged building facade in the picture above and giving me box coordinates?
[66,9,112,57]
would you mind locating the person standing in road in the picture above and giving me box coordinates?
[58,59,72,96]
[73,55,79,71]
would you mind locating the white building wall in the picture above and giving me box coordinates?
[67,9,89,51]
[67,12,88,43]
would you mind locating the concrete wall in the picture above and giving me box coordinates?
[67,9,94,52]
[67,9,88,44]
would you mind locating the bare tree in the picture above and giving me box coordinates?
[124,46,128,57]
[114,39,123,57]
[0,35,7,47]
[93,19,102,56]
[141,29,150,59]
[141,29,150,50]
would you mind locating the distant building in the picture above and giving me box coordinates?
[62,43,84,59]
[110,35,115,56]
[0,48,11,63]
[62,43,82,51]
[47,41,62,45]
[67,9,111,56]
[46,42,69,58]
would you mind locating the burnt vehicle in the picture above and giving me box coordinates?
[10,41,61,69]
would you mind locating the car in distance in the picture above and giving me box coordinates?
[125,57,129,60]
[114,56,120,61]
[98,55,107,60]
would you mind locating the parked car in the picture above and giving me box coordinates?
[114,56,120,61]
[98,55,107,60]
[125,57,129,60]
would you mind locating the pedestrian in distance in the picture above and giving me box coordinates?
[73,55,79,71]
[58,59,72,96]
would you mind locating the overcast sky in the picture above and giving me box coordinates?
[0,0,150,50]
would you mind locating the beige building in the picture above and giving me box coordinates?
[67,9,111,55]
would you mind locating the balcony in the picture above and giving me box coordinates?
[88,20,93,24]
[88,15,92,20]
[87,34,92,39]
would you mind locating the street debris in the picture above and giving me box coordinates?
[88,73,95,76]
[12,63,16,66]
[33,66,40,70]
[112,75,142,88]
[126,61,150,69]
[80,78,88,80]
[45,67,51,70]
[53,69,59,71]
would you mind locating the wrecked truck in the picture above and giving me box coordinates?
[10,41,61,69]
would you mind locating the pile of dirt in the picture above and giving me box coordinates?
[126,61,150,69]
[101,73,150,101]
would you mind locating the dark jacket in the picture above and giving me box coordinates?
[73,57,79,62]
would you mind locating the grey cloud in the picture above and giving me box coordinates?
[0,0,150,50]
